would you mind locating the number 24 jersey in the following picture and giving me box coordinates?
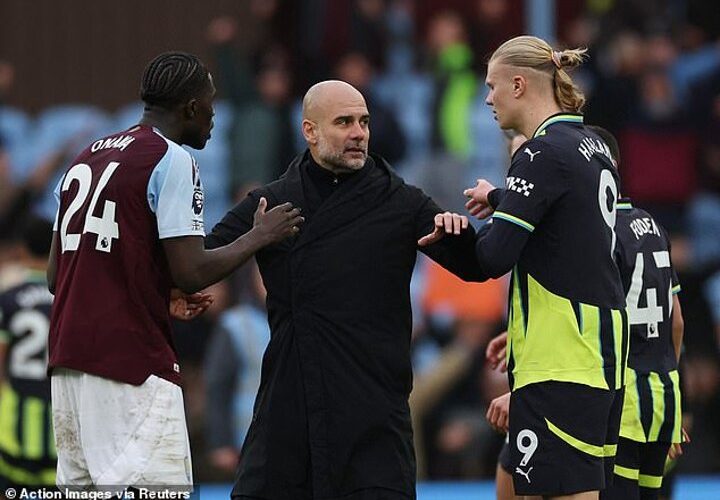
[49,125,205,386]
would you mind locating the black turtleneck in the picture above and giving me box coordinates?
[301,153,368,215]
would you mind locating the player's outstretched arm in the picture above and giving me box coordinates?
[163,198,303,293]
[672,294,684,363]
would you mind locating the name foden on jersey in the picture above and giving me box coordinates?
[629,216,661,240]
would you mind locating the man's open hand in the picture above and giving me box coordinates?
[417,212,469,246]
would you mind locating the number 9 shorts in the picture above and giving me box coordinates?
[508,381,624,496]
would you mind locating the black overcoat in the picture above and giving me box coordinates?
[205,152,485,499]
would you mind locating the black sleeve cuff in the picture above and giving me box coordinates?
[487,188,507,209]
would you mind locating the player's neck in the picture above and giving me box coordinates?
[519,100,563,139]
[139,109,182,144]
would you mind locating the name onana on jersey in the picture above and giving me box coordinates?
[90,135,135,153]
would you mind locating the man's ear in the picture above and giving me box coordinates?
[185,98,198,119]
[512,75,526,98]
[301,119,317,144]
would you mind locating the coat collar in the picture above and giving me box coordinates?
[278,150,404,252]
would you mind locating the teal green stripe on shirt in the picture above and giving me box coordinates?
[672,285,681,295]
[617,203,633,210]
[534,114,584,138]
[493,211,535,232]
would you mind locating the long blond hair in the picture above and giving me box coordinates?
[489,35,588,113]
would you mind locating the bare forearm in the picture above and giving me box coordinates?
[188,230,265,291]
[672,295,684,363]
[166,197,302,293]
[164,229,267,294]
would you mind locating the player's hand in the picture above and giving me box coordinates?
[417,212,469,246]
[169,289,214,320]
[487,392,511,433]
[486,331,508,372]
[253,197,304,244]
[668,427,691,460]
[464,179,496,220]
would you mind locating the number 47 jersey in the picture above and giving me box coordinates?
[615,199,681,373]
[49,125,205,387]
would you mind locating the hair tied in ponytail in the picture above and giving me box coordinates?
[551,50,562,69]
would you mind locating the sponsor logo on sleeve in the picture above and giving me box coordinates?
[190,157,204,229]
[192,188,204,216]
[523,147,541,162]
[506,176,534,197]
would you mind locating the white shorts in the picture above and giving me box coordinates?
[51,368,193,490]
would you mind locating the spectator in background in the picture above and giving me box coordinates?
[584,30,646,132]
[207,17,296,193]
[373,0,435,171]
[204,262,269,478]
[0,60,14,212]
[469,0,523,65]
[410,260,507,479]
[406,10,480,215]
[687,96,720,349]
[427,10,477,159]
[292,0,388,95]
[350,0,389,70]
[334,51,406,165]
[620,62,697,232]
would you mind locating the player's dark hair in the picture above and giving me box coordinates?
[19,215,53,258]
[140,52,210,109]
[588,125,621,167]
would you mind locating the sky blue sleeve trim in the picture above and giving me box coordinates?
[53,176,63,204]
[672,285,681,295]
[52,175,66,231]
[493,211,535,232]
[146,148,174,213]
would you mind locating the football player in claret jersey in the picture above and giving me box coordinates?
[0,217,55,489]
[589,126,686,500]
[464,36,628,498]
[47,52,303,490]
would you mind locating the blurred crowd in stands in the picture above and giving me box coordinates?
[1,0,719,483]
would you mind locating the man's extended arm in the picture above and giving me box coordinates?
[205,192,260,250]
[473,219,531,278]
[415,195,486,282]
[165,198,301,293]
